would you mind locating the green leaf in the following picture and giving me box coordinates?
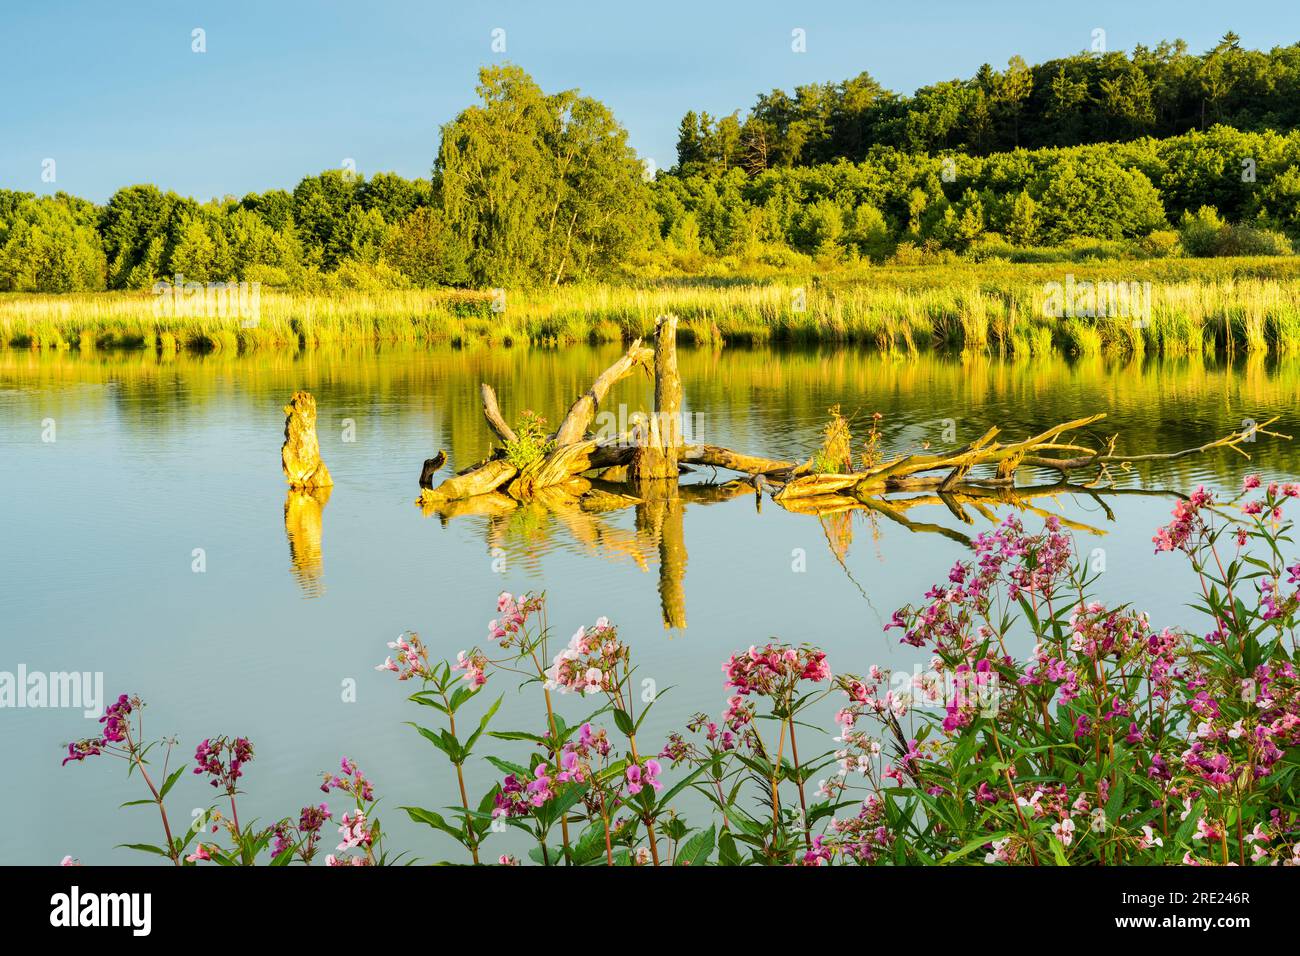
[463,696,503,756]
[485,755,531,778]
[117,843,168,857]
[1049,838,1070,866]
[402,806,465,840]
[655,765,704,811]
[488,730,547,743]
[573,822,610,866]
[938,831,1010,865]
[675,824,716,866]
[717,830,742,866]
[407,722,462,763]
[158,765,187,801]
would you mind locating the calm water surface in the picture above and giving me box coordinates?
[1,344,1297,863]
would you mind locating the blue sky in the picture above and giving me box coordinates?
[1,0,1295,202]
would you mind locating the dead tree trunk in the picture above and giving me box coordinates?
[553,340,653,446]
[630,315,682,481]
[479,385,517,445]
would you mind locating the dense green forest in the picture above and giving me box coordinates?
[676,33,1300,169]
[3,38,1300,295]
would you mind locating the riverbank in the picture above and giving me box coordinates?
[4,256,1300,356]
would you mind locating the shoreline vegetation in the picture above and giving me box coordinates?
[7,257,1300,357]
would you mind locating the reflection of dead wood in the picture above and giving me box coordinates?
[580,485,644,512]
[840,482,1196,547]
[659,492,687,631]
[285,486,331,597]
[485,485,656,574]
[420,490,518,521]
[678,479,756,504]
[821,510,854,563]
[634,482,687,630]
[774,493,862,518]
[419,470,1210,630]
[858,496,973,546]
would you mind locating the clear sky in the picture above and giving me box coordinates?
[1,1,1296,202]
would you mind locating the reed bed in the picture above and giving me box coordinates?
[4,258,1300,357]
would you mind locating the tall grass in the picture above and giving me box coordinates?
[4,257,1300,357]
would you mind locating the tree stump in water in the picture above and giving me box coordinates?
[282,390,333,489]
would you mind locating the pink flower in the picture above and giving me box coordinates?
[336,810,372,851]
[453,650,488,688]
[1193,817,1222,841]
[1136,825,1163,849]
[186,844,212,863]
[378,632,433,681]
[545,618,627,696]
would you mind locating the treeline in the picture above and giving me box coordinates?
[677,33,1300,172]
[0,66,652,294]
[3,61,1299,295]
[654,124,1300,268]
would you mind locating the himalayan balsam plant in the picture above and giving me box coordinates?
[61,477,1299,865]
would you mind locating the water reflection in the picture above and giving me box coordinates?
[284,486,331,597]
[416,474,1186,629]
[421,476,750,630]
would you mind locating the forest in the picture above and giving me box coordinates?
[676,32,1300,167]
[2,36,1299,296]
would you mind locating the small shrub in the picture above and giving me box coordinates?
[503,409,555,469]
[1139,230,1182,259]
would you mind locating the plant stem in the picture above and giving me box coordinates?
[991,729,1039,866]
[771,720,787,834]
[124,726,179,866]
[539,684,573,862]
[787,717,811,850]
[446,705,481,865]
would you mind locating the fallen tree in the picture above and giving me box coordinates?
[419,313,1280,516]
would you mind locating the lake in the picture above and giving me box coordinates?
[1,343,1296,864]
